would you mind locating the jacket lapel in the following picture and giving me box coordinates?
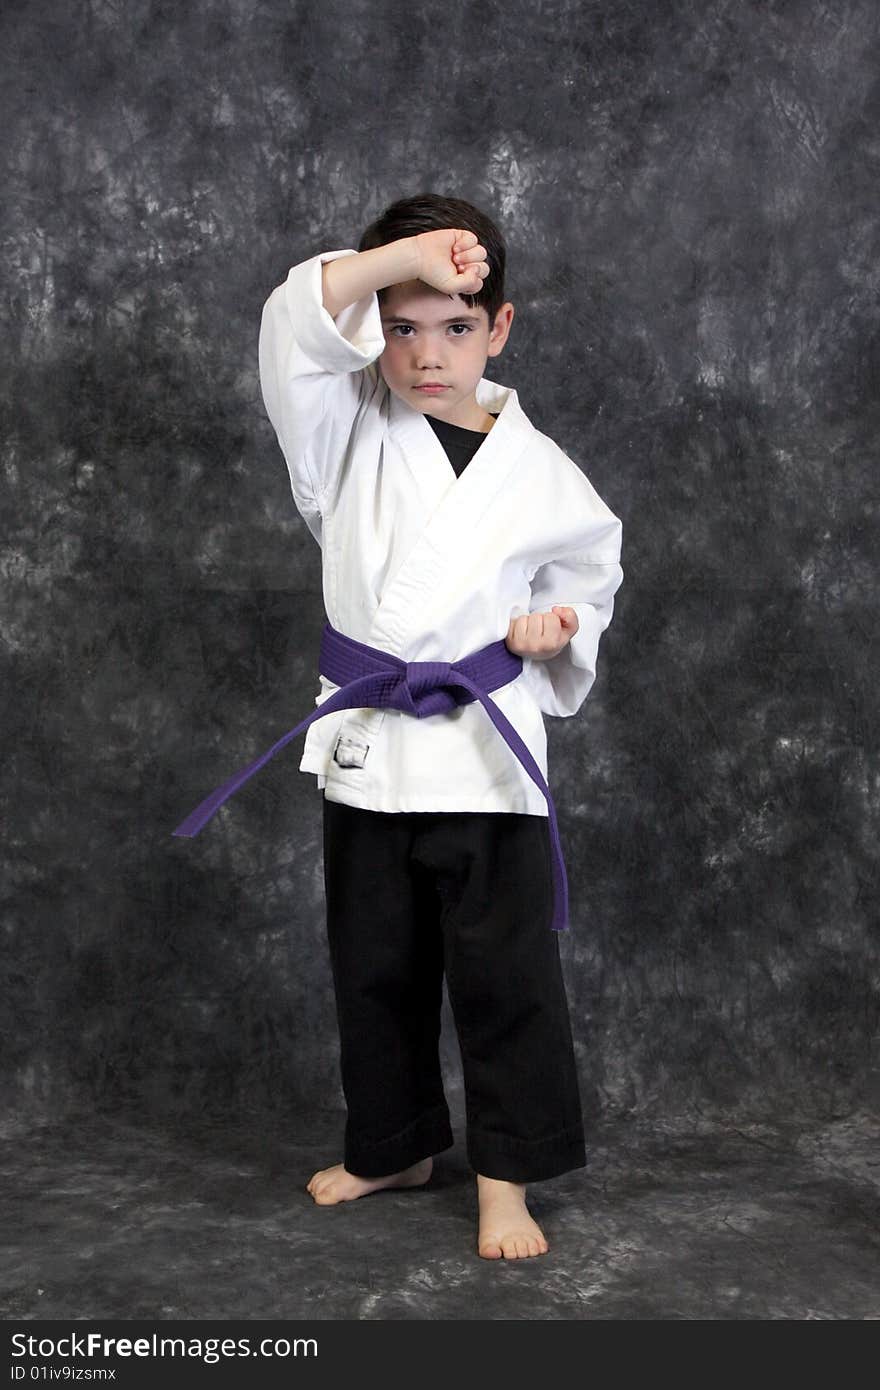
[365,378,535,654]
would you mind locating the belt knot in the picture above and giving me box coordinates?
[405,660,453,707]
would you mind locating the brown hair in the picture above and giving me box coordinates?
[358,192,507,328]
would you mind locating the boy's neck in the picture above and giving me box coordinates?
[422,397,497,433]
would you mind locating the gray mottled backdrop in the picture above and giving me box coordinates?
[3,0,878,1132]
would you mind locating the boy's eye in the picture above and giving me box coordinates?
[389,324,472,337]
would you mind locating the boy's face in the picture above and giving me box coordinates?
[377,280,514,425]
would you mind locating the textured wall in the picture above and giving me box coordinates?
[2,0,878,1127]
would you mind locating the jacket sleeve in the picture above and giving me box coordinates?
[517,493,624,718]
[258,248,387,544]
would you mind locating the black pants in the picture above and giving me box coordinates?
[321,795,586,1183]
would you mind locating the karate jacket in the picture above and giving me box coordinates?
[257,248,624,817]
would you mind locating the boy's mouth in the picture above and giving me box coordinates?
[414,383,450,393]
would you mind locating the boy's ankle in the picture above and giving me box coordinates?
[476,1173,526,1191]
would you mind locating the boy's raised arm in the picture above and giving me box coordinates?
[258,230,490,534]
[321,229,489,317]
[320,238,420,319]
[258,246,389,533]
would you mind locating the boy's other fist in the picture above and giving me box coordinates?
[412,229,490,297]
[505,606,580,660]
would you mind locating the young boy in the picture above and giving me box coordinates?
[183,193,623,1260]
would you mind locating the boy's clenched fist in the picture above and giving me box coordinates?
[505,607,580,660]
[412,228,490,296]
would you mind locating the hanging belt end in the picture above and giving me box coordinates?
[171,793,226,838]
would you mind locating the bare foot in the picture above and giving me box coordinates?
[476,1174,549,1259]
[306,1156,433,1204]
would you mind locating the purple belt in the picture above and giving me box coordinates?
[172,621,570,932]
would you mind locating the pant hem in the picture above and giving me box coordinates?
[466,1122,587,1183]
[344,1100,454,1178]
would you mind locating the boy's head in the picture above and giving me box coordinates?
[358,192,514,425]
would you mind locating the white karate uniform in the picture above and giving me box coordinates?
[258,249,624,817]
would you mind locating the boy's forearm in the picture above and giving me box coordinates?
[321,239,421,319]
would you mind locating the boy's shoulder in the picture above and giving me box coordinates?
[518,406,622,552]
[522,408,610,497]
[511,390,580,462]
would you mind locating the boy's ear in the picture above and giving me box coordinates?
[487,301,515,357]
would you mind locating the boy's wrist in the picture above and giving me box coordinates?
[321,237,421,318]
[354,237,421,293]
[383,235,421,284]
